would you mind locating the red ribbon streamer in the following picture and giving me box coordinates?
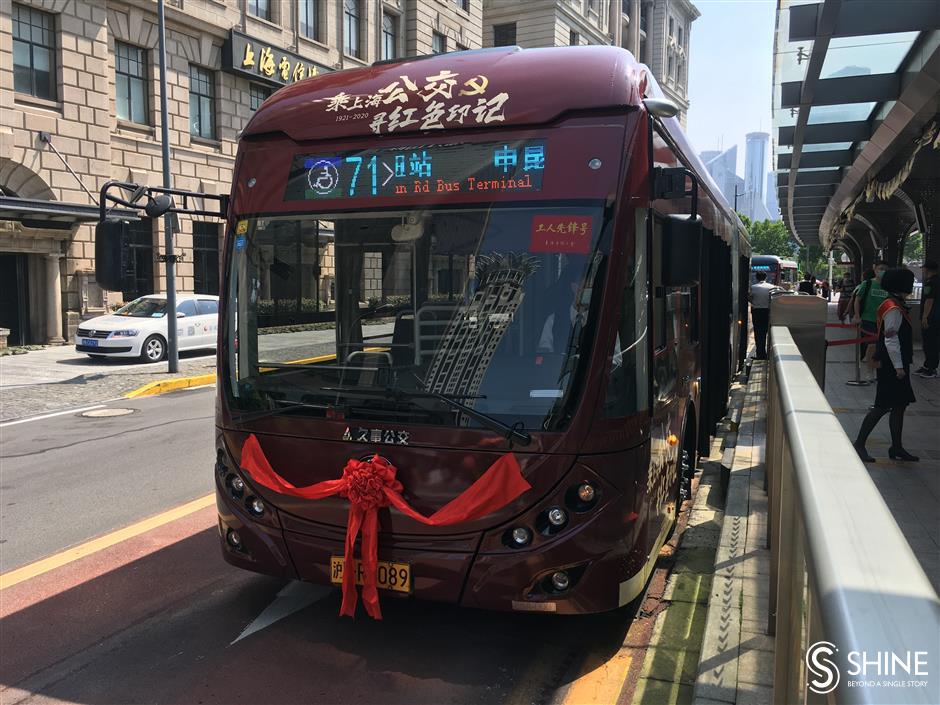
[239,434,531,619]
[825,335,878,347]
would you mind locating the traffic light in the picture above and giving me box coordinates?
[95,219,132,291]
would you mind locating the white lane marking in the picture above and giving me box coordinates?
[231,581,332,645]
[0,405,105,428]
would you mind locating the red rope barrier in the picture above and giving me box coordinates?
[826,335,878,347]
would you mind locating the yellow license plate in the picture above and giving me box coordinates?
[329,557,412,593]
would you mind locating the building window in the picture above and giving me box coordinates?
[115,42,147,124]
[189,65,215,139]
[668,16,674,38]
[299,0,319,41]
[493,22,516,47]
[193,222,220,295]
[456,43,468,52]
[248,0,271,21]
[382,12,397,60]
[667,54,675,83]
[569,29,580,46]
[249,83,271,111]
[344,0,360,57]
[453,0,470,11]
[123,218,154,302]
[12,3,55,100]
[432,32,446,54]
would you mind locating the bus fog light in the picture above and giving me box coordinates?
[228,475,245,498]
[226,529,241,549]
[577,483,595,503]
[551,571,570,591]
[547,507,567,527]
[247,496,265,516]
[511,527,532,547]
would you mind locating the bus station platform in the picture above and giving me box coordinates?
[673,302,940,705]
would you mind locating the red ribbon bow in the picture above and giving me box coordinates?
[239,434,531,619]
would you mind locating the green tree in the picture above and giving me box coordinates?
[903,231,924,263]
[797,245,828,279]
[742,216,797,259]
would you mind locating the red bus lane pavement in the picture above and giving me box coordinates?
[0,493,681,705]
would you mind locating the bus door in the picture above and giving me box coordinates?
[648,212,682,552]
[698,231,732,451]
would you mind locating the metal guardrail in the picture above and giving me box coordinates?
[765,326,940,705]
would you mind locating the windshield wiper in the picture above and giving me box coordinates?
[321,385,532,447]
[231,400,330,425]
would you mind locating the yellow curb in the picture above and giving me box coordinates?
[125,372,217,398]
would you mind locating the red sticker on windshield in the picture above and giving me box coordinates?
[530,215,593,254]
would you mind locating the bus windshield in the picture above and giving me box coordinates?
[225,203,609,431]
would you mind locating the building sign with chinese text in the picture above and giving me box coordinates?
[322,69,511,135]
[222,30,330,88]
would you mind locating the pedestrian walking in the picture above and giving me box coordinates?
[853,261,889,363]
[749,271,776,360]
[853,268,919,463]
[914,260,938,378]
[797,272,816,295]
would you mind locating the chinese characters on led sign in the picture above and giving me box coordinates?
[284,140,547,202]
[323,69,510,135]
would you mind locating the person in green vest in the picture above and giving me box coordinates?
[853,260,889,370]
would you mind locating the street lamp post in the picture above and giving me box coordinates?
[157,0,178,373]
[734,185,745,213]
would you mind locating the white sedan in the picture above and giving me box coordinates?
[75,294,219,362]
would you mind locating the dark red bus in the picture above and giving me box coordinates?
[214,46,749,614]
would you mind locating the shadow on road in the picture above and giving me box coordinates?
[1,527,641,705]
[56,350,217,368]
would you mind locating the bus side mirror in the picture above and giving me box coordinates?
[663,214,702,286]
[95,219,131,291]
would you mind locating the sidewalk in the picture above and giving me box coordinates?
[0,345,216,422]
[824,302,940,593]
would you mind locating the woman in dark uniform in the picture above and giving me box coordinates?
[853,268,918,462]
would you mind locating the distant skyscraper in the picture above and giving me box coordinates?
[700,145,738,207]
[765,172,780,220]
[745,132,769,201]
[743,132,771,221]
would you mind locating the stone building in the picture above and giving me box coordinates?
[481,0,699,124]
[0,0,483,346]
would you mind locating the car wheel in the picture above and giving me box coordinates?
[141,334,166,363]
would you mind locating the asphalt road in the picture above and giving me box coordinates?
[0,386,215,571]
[0,384,665,705]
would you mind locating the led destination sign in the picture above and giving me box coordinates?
[283,139,546,202]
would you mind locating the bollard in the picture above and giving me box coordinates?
[846,323,872,387]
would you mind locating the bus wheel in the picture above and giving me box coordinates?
[680,422,698,505]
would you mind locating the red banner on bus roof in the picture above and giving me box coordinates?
[529,215,593,254]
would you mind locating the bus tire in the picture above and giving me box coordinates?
[141,334,167,363]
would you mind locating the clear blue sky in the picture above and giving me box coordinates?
[686,0,778,175]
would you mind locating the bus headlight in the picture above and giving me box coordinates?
[505,526,532,548]
[547,507,567,528]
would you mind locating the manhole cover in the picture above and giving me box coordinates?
[81,408,136,418]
